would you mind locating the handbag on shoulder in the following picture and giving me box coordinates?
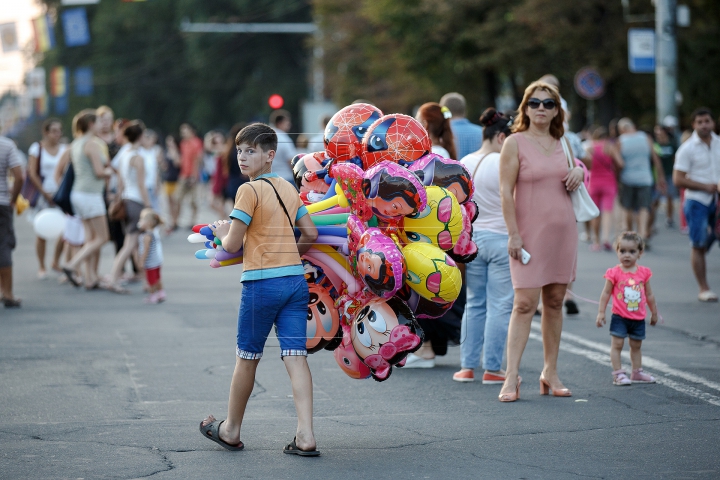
[53,162,75,216]
[561,137,599,222]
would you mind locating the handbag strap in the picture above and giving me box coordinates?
[257,178,294,231]
[470,153,491,185]
[560,136,574,170]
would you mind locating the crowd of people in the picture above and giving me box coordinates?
[1,77,719,454]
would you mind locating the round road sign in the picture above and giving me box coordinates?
[574,67,605,100]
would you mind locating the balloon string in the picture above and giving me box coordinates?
[565,289,664,325]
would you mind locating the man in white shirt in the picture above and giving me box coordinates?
[673,107,720,302]
[270,110,297,185]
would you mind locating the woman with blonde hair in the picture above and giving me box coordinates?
[61,109,113,289]
[498,81,585,402]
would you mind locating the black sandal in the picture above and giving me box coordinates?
[2,297,21,308]
[283,437,320,457]
[62,268,80,288]
[199,419,244,451]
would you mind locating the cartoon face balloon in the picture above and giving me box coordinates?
[292,152,331,194]
[334,324,372,380]
[361,161,427,220]
[408,153,474,204]
[355,230,407,299]
[350,297,423,382]
[324,103,383,163]
[402,242,462,304]
[361,114,431,169]
[401,186,462,251]
[306,284,342,354]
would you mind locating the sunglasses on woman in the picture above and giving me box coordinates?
[527,98,557,110]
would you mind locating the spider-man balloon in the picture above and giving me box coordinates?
[361,114,431,169]
[324,103,383,164]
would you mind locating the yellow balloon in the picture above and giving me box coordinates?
[400,186,462,251]
[402,242,461,304]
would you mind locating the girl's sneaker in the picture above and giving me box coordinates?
[612,369,632,386]
[144,292,161,304]
[631,368,656,383]
[156,290,166,302]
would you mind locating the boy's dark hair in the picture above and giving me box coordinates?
[691,107,713,123]
[235,123,278,152]
[269,109,291,127]
[614,231,645,252]
[123,120,146,143]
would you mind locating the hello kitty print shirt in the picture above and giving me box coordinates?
[604,265,653,320]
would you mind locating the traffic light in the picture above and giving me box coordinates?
[268,94,284,109]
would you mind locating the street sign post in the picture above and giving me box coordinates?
[574,67,605,127]
[628,28,655,73]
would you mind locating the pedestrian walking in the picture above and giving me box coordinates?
[453,108,514,384]
[653,125,678,229]
[161,135,181,232]
[104,121,151,293]
[137,208,165,304]
[174,123,203,229]
[617,118,666,241]
[139,129,162,211]
[588,126,624,251]
[498,81,584,402]
[0,135,23,307]
[596,232,658,386]
[27,118,67,278]
[440,92,482,160]
[672,107,720,302]
[199,123,319,455]
[270,109,297,184]
[61,110,113,289]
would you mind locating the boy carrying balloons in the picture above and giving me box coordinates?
[199,123,320,456]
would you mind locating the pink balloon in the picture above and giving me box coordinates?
[408,153,475,205]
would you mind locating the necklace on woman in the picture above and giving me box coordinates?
[526,132,556,154]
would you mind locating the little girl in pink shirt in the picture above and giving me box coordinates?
[596,232,659,386]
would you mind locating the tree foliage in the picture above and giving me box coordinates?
[315,0,720,130]
[37,0,312,135]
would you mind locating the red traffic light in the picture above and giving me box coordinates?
[268,94,284,109]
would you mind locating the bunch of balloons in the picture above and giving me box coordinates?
[189,103,479,382]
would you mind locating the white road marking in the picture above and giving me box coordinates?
[527,327,720,407]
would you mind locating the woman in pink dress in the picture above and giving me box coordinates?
[587,127,624,251]
[498,81,585,402]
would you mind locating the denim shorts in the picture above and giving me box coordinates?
[237,274,309,360]
[609,314,646,340]
[619,184,652,210]
[684,199,717,250]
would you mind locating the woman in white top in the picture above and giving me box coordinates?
[452,109,516,384]
[105,121,150,293]
[27,118,67,278]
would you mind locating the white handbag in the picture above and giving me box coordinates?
[561,137,600,222]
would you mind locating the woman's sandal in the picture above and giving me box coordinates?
[102,282,130,294]
[62,268,80,288]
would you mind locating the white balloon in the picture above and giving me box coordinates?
[33,209,66,240]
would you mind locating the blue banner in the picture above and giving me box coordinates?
[74,67,93,96]
[53,95,69,115]
[61,8,90,47]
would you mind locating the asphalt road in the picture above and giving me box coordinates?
[1,202,719,480]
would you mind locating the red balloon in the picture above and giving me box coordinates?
[361,114,431,169]
[324,103,383,162]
